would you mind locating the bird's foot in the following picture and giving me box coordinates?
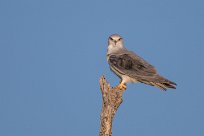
[115,82,126,91]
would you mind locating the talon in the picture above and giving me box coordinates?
[116,82,126,91]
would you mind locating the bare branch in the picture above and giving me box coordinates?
[99,75,125,136]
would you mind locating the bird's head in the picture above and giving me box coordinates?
[107,34,124,54]
[108,34,123,47]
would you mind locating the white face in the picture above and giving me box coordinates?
[107,34,124,55]
[108,34,123,47]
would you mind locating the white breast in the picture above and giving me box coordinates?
[121,75,138,84]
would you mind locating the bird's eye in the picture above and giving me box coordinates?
[109,37,113,40]
[118,38,122,41]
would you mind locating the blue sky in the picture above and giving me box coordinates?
[0,0,203,136]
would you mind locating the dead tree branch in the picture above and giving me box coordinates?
[99,75,125,136]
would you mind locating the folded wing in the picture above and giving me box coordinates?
[108,52,176,91]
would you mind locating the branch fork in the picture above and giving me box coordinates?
[99,76,125,136]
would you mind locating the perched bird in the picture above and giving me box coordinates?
[107,34,177,91]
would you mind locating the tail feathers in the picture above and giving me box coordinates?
[153,76,177,91]
[140,76,177,91]
[153,82,176,91]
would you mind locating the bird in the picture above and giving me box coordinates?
[107,34,177,91]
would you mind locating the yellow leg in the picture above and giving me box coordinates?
[115,82,127,91]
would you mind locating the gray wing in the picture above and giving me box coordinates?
[108,52,176,90]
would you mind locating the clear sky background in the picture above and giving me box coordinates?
[0,0,203,136]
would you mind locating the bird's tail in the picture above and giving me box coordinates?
[153,76,177,91]
[141,75,177,91]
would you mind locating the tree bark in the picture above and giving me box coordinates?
[99,75,125,136]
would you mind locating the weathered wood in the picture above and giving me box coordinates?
[99,75,125,136]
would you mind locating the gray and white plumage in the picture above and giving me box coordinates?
[107,34,177,91]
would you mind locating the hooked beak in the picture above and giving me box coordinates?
[113,40,117,44]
